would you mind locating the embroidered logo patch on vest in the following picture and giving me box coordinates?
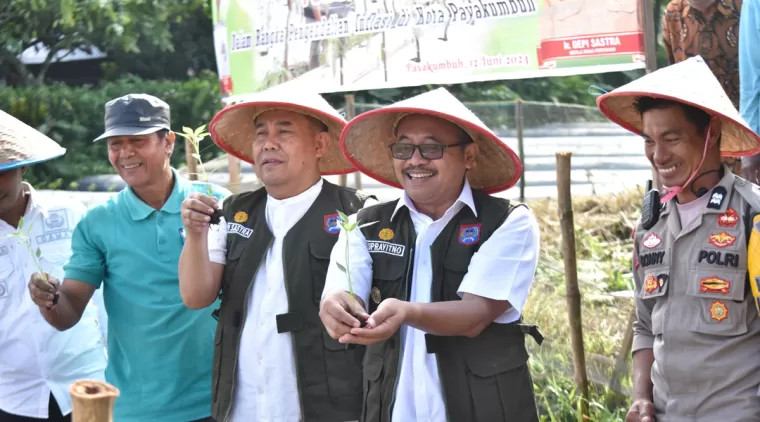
[234,211,248,223]
[367,241,405,257]
[642,232,662,249]
[709,300,728,322]
[227,222,253,238]
[378,228,394,241]
[708,232,736,248]
[700,276,730,295]
[718,208,739,228]
[458,224,482,245]
[324,213,340,234]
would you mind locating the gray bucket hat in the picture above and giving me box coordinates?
[94,94,171,141]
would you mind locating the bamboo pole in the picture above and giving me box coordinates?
[228,154,241,186]
[344,94,362,190]
[184,138,198,181]
[556,152,590,417]
[515,99,526,202]
[69,380,119,422]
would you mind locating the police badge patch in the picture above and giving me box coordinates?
[458,224,482,245]
[324,213,340,235]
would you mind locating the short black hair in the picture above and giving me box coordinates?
[633,96,711,134]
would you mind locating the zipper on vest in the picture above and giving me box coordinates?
[388,246,414,419]
[222,238,274,422]
[429,245,451,422]
[281,240,307,420]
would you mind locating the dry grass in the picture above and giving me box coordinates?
[521,188,645,420]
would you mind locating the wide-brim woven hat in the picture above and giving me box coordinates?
[340,88,522,194]
[0,109,66,171]
[597,55,760,157]
[209,81,355,175]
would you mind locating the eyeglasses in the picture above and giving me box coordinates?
[388,142,467,160]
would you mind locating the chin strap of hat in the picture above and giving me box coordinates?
[660,120,714,204]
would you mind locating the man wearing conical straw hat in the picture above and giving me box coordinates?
[0,109,107,422]
[178,82,377,422]
[596,56,760,421]
[319,87,544,422]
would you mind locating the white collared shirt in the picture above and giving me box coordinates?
[322,179,540,422]
[208,178,376,422]
[0,183,107,418]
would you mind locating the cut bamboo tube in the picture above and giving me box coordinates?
[69,380,119,422]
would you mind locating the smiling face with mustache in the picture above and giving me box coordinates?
[392,114,478,220]
[252,109,329,199]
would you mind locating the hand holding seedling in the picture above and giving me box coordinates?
[182,192,222,235]
[319,211,377,339]
[29,272,61,310]
[176,125,223,224]
[3,216,59,309]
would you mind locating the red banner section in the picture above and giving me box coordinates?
[537,32,645,65]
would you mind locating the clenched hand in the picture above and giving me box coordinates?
[181,193,220,235]
[626,399,655,422]
[28,272,59,310]
[320,291,369,340]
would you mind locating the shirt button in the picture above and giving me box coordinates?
[257,353,263,362]
[258,387,264,394]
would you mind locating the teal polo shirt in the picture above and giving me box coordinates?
[64,168,230,422]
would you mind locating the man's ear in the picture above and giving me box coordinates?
[314,131,329,159]
[165,131,176,157]
[463,143,479,171]
[21,167,28,176]
[708,118,722,149]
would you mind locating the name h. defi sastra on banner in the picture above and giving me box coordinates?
[211,0,646,100]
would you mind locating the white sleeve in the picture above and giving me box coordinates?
[208,216,228,265]
[456,206,540,318]
[322,212,374,306]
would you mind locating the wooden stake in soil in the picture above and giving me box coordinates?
[69,380,119,422]
[556,152,590,417]
[344,94,362,190]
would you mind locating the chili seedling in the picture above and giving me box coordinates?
[4,216,58,306]
[335,210,377,328]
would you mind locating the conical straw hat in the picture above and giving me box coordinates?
[209,80,355,175]
[0,109,66,171]
[340,88,522,194]
[596,56,760,157]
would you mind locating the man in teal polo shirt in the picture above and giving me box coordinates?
[27,94,230,422]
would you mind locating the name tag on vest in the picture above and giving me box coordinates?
[227,222,253,238]
[367,240,405,257]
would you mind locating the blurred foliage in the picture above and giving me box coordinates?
[0,73,224,188]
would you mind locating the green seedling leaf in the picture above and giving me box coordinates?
[18,216,24,229]
[191,153,201,160]
[337,210,349,223]
[336,262,347,273]
[35,247,41,258]
[182,126,194,135]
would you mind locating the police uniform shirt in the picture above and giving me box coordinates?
[0,183,107,418]
[321,179,541,422]
[208,178,378,422]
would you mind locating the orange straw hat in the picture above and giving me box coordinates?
[0,109,66,171]
[596,55,760,157]
[208,81,356,175]
[339,88,523,194]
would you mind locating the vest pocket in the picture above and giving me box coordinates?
[361,353,384,422]
[369,266,406,313]
[464,337,536,422]
[442,259,469,301]
[308,241,331,304]
[687,266,748,336]
[322,330,364,409]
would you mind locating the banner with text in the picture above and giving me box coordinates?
[211,0,646,100]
